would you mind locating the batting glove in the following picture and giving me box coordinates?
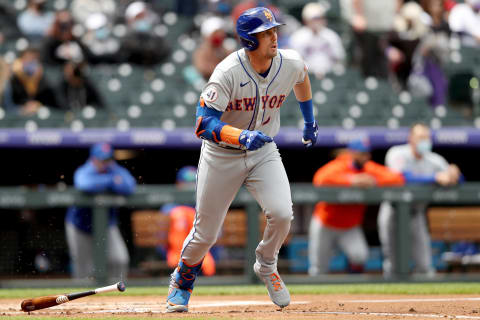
[239,130,273,151]
[302,121,318,148]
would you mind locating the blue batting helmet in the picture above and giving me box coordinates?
[236,7,284,51]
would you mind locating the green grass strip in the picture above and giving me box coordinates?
[1,283,480,299]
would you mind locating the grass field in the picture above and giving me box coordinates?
[2,283,480,319]
[2,282,480,298]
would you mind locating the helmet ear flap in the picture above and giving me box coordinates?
[239,34,258,51]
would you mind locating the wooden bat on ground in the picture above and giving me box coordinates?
[21,281,126,312]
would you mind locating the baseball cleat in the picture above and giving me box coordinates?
[254,262,290,308]
[166,284,191,313]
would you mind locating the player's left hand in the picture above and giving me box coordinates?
[302,121,318,148]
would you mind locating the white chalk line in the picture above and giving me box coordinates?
[341,297,480,303]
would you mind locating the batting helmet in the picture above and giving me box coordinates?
[236,7,284,51]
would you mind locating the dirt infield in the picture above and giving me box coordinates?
[2,294,480,319]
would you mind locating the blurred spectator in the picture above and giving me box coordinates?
[65,143,136,280]
[378,123,463,278]
[70,0,116,28]
[408,30,450,107]
[4,47,59,115]
[17,0,54,43]
[388,2,429,89]
[421,0,453,32]
[0,58,10,106]
[289,2,345,79]
[119,1,170,65]
[193,16,233,81]
[41,10,92,64]
[309,139,404,275]
[448,0,480,46]
[80,13,120,64]
[387,1,450,106]
[57,61,105,111]
[341,0,402,78]
[162,166,216,276]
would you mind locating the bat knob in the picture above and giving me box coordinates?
[117,281,126,292]
[21,299,35,312]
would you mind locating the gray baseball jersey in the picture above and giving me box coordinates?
[200,48,306,147]
[180,48,306,273]
[378,144,449,277]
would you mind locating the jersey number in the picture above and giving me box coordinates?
[205,87,218,102]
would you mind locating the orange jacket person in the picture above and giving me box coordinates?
[166,166,215,276]
[167,205,216,276]
[309,139,404,275]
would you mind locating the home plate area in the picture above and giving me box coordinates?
[2,295,480,319]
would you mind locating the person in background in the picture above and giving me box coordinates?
[309,139,404,275]
[388,1,429,90]
[119,1,170,65]
[41,10,91,64]
[17,0,54,43]
[65,143,136,280]
[163,166,216,276]
[193,16,233,81]
[57,61,105,111]
[448,0,480,46]
[4,47,59,115]
[289,2,345,79]
[0,58,10,106]
[79,13,120,64]
[70,0,116,29]
[341,0,402,78]
[378,123,463,278]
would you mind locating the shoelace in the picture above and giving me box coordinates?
[270,273,282,291]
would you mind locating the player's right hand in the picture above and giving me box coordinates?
[239,130,273,151]
[435,171,452,186]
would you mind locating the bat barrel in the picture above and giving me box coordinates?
[95,281,126,294]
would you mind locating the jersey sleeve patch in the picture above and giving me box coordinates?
[204,86,218,103]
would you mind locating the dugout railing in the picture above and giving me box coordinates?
[1,183,480,286]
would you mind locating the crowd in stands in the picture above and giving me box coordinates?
[0,0,479,123]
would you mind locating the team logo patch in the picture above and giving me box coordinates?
[204,87,218,102]
[264,10,273,22]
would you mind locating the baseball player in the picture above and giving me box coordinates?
[378,123,463,278]
[166,7,318,312]
[65,143,136,280]
[309,139,404,275]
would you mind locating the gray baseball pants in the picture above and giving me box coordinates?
[181,141,293,273]
[308,217,368,275]
[378,202,435,277]
[65,222,129,280]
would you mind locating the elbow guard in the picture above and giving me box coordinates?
[195,99,242,145]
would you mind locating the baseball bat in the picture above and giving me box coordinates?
[20,281,126,312]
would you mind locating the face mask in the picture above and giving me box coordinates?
[133,19,152,33]
[95,27,110,40]
[416,139,432,155]
[23,61,39,76]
